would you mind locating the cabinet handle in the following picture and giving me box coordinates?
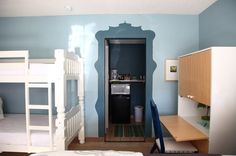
[187,95,194,99]
[189,95,194,99]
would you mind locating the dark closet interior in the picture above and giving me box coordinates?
[105,38,146,142]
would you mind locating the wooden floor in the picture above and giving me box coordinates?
[0,139,154,156]
[69,139,153,156]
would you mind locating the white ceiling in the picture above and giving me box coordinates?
[0,0,217,17]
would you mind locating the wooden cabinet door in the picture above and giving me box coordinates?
[179,50,211,105]
[179,55,190,97]
[191,50,211,105]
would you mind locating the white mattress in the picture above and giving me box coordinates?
[0,114,56,146]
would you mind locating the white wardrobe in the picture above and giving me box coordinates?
[178,47,236,155]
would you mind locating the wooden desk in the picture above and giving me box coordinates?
[160,115,208,142]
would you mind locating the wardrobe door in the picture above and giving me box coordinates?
[179,50,211,105]
[192,50,211,105]
[179,55,192,97]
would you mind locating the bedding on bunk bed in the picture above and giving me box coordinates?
[0,114,56,146]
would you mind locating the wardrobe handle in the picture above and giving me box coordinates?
[189,95,194,99]
[187,95,194,99]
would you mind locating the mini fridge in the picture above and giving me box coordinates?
[110,84,130,124]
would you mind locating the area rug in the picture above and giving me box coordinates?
[114,124,144,137]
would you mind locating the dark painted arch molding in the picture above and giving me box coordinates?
[95,23,156,137]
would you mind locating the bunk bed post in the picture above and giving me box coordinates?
[54,49,67,150]
[78,58,85,144]
[23,51,31,152]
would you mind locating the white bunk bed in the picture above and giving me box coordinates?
[0,49,85,153]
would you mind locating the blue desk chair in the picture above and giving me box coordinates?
[150,100,198,153]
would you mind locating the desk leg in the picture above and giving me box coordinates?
[191,139,209,153]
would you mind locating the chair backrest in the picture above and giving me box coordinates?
[150,100,165,153]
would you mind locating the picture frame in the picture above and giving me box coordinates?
[165,59,179,81]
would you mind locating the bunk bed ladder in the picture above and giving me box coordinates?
[25,82,54,151]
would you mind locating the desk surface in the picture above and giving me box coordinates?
[160,115,208,142]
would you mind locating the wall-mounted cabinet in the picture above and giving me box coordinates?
[178,47,236,155]
[179,49,211,106]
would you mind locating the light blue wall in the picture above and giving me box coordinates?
[199,0,236,49]
[0,14,199,137]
